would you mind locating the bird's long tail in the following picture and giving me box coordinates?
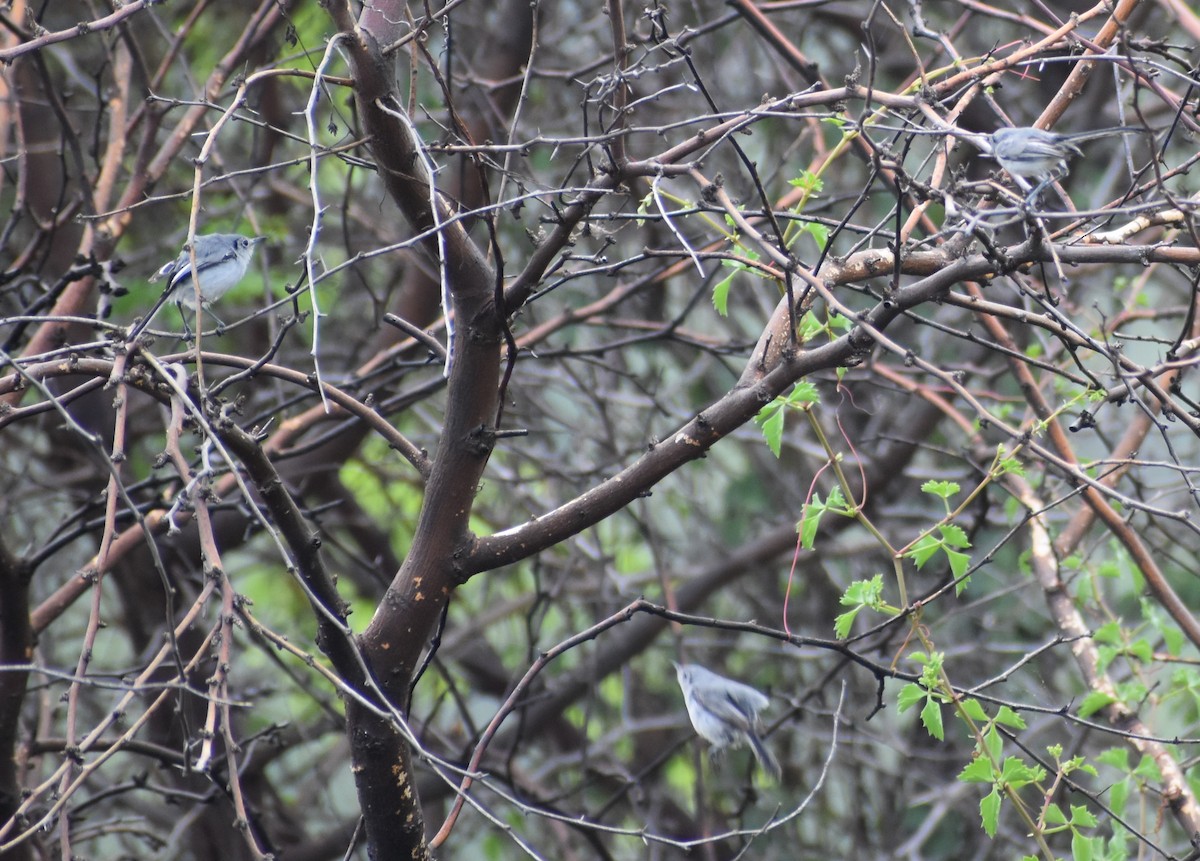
[747,730,781,780]
[1062,126,1150,143]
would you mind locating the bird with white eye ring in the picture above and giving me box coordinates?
[129,233,265,340]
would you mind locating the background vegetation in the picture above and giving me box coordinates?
[2,0,1200,858]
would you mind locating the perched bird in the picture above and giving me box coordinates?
[984,126,1145,193]
[130,233,264,338]
[674,662,780,779]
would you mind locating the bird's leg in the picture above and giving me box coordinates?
[175,300,192,340]
[204,303,227,333]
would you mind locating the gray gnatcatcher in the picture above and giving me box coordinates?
[129,233,265,338]
[674,662,780,779]
[985,126,1145,192]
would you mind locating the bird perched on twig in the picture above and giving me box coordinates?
[983,126,1147,196]
[674,662,781,779]
[129,233,265,339]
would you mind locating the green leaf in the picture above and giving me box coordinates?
[712,271,736,316]
[1072,830,1094,861]
[798,504,821,549]
[982,725,1002,762]
[832,574,895,636]
[1077,690,1117,718]
[1069,805,1098,828]
[635,192,653,226]
[1101,830,1130,861]
[959,698,988,723]
[1043,802,1067,826]
[787,170,824,194]
[1126,638,1153,664]
[994,705,1026,729]
[833,608,860,639]
[1158,613,1185,655]
[897,683,926,712]
[798,312,826,342]
[920,696,944,740]
[959,756,995,783]
[1116,679,1146,706]
[1132,755,1161,782]
[938,523,970,548]
[799,489,839,548]
[979,787,1002,837]
[783,380,821,407]
[805,221,829,250]
[1109,778,1128,817]
[822,483,848,511]
[1095,748,1128,771]
[1096,644,1117,676]
[755,404,785,457]
[828,312,851,333]
[840,573,884,608]
[998,756,1046,787]
[921,479,960,499]
[911,651,944,688]
[994,454,1026,477]
[947,549,972,582]
[908,534,940,569]
[754,382,820,459]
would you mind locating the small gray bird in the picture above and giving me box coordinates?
[130,233,264,338]
[674,662,780,779]
[985,126,1145,191]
